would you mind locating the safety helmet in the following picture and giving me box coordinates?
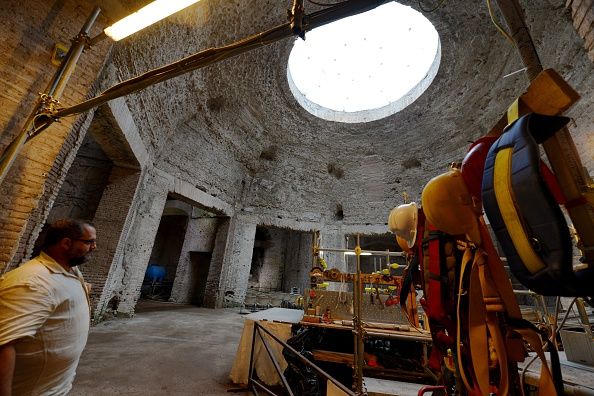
[461,136,498,203]
[421,168,481,244]
[388,202,418,249]
[396,235,412,253]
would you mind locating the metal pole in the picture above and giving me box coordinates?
[575,298,592,334]
[494,0,594,264]
[257,327,294,396]
[354,234,364,394]
[0,0,393,187]
[254,322,356,395]
[0,6,102,185]
[51,0,392,119]
[317,247,404,257]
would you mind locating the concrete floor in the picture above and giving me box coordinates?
[71,300,251,395]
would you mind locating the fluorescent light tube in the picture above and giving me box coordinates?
[105,0,201,41]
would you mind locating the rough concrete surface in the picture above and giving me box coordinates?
[71,301,250,395]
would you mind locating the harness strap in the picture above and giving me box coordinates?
[456,220,562,396]
[478,219,561,395]
[426,225,442,318]
[468,251,491,396]
[457,248,481,396]
[475,250,509,396]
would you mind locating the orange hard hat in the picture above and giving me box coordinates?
[421,168,481,244]
[396,235,412,253]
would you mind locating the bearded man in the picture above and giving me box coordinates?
[0,219,96,396]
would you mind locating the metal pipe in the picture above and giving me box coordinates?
[256,327,294,396]
[1,0,393,193]
[48,6,101,97]
[318,247,404,256]
[248,320,258,389]
[52,0,393,119]
[354,234,364,394]
[0,6,101,185]
[253,322,356,395]
[575,298,592,332]
[250,379,277,396]
[351,260,359,392]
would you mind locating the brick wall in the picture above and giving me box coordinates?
[84,165,141,316]
[104,167,172,315]
[567,0,594,62]
[0,0,111,271]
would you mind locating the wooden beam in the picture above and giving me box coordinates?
[487,69,579,137]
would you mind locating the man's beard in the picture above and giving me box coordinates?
[69,255,89,267]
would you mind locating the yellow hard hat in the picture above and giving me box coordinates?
[388,202,418,249]
[421,168,481,244]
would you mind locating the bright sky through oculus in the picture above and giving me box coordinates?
[288,2,439,115]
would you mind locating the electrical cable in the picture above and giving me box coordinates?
[417,0,447,13]
[486,0,517,46]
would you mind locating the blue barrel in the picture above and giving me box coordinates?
[145,265,166,282]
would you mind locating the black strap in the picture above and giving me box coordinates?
[400,256,419,309]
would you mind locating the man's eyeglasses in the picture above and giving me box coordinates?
[76,239,96,246]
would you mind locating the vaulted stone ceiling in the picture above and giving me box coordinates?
[91,0,594,228]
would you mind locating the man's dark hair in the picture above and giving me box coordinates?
[42,219,94,248]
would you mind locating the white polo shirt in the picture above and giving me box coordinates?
[0,252,90,396]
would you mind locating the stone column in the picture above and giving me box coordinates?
[81,165,141,317]
[203,215,256,308]
[103,167,172,316]
[282,231,313,295]
[170,217,219,304]
[255,227,286,291]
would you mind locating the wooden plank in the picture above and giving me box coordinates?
[312,349,354,365]
[363,377,427,396]
[487,69,580,137]
[521,69,580,115]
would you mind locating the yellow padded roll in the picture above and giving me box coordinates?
[507,98,520,124]
[493,148,546,273]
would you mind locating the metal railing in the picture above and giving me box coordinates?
[246,321,356,396]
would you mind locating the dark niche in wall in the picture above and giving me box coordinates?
[249,227,271,289]
[334,203,344,220]
[402,157,422,170]
[47,133,113,223]
[327,162,344,179]
[259,145,278,161]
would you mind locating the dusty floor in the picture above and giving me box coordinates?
[71,300,251,395]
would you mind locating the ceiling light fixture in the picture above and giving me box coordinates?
[104,0,202,41]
